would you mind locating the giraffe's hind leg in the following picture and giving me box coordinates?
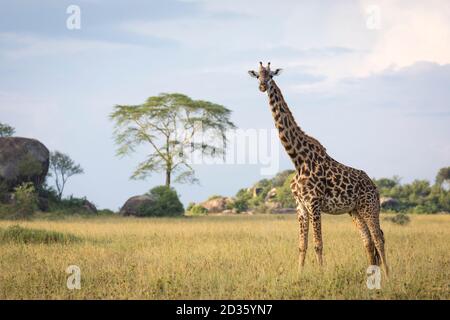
[360,209,389,277]
[351,211,379,266]
[309,203,323,266]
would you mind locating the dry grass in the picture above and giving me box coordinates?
[0,214,449,299]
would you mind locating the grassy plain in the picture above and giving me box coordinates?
[0,214,449,299]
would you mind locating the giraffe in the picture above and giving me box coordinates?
[248,62,388,276]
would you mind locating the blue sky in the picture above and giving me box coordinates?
[1,0,449,210]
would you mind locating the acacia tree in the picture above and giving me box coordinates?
[436,167,450,189]
[110,93,235,187]
[49,151,84,200]
[0,122,15,137]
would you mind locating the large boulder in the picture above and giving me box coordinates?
[265,187,277,202]
[120,195,155,216]
[200,196,233,213]
[0,137,49,191]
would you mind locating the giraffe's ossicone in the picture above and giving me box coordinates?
[248,62,389,276]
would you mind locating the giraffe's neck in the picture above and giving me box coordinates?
[266,80,319,169]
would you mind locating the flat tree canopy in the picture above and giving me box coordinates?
[110,93,235,187]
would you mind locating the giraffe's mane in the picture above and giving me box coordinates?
[271,80,327,154]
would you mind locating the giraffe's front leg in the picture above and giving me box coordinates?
[296,202,309,273]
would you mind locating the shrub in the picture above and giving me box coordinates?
[188,204,208,216]
[97,209,115,216]
[37,182,59,204]
[275,172,297,208]
[13,182,38,219]
[138,186,184,217]
[0,225,80,244]
[186,202,195,212]
[232,188,251,212]
[233,199,248,213]
[47,196,90,214]
[385,213,411,225]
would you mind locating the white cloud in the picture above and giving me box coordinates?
[134,0,450,82]
[357,0,450,75]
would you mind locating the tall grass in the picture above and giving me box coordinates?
[0,225,81,244]
[0,214,448,299]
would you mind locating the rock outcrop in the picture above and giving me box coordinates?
[0,137,49,191]
[200,196,233,213]
[264,187,277,202]
[120,195,155,216]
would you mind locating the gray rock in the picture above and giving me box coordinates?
[380,197,400,210]
[0,137,49,191]
[120,195,155,216]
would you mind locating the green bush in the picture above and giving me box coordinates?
[138,186,184,217]
[233,199,248,213]
[275,172,296,208]
[37,182,59,204]
[233,188,251,212]
[188,204,208,216]
[186,202,195,211]
[97,209,115,216]
[13,182,38,219]
[47,196,86,214]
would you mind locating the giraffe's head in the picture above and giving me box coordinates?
[248,62,282,92]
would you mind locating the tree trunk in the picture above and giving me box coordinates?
[165,169,171,187]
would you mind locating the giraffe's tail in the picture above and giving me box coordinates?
[373,229,384,266]
[373,246,381,266]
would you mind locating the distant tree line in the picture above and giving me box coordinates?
[373,168,450,213]
[231,167,450,214]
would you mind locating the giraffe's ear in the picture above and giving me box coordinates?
[271,68,283,76]
[248,70,259,78]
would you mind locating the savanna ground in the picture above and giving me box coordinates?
[0,214,449,299]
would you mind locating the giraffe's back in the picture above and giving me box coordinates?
[320,157,377,214]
